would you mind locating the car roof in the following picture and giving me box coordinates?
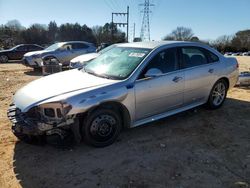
[58,41,94,46]
[15,44,43,47]
[116,41,207,49]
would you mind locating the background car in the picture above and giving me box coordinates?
[96,43,110,52]
[69,44,116,69]
[231,52,241,56]
[22,41,96,68]
[242,52,250,56]
[0,44,44,63]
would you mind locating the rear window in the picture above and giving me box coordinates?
[181,47,208,68]
[72,43,88,49]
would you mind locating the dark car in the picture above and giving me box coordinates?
[0,44,44,63]
[96,43,111,52]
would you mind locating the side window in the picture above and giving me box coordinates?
[16,46,27,51]
[181,47,208,68]
[207,50,219,63]
[29,45,41,51]
[146,48,178,74]
[62,44,72,51]
[72,43,88,50]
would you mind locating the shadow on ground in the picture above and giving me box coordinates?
[13,98,250,188]
[24,69,43,76]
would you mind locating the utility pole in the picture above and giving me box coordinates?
[111,6,129,42]
[139,0,154,41]
[133,23,135,42]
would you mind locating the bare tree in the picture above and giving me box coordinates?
[163,27,194,41]
[211,35,233,53]
[92,25,103,45]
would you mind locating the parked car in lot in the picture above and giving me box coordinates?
[231,52,241,56]
[69,44,116,69]
[8,41,239,147]
[224,52,233,56]
[242,52,250,56]
[0,44,44,63]
[96,43,111,52]
[22,41,96,68]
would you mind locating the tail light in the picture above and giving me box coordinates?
[235,60,239,69]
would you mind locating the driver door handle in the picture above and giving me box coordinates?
[172,76,183,83]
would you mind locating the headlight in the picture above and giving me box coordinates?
[39,102,72,119]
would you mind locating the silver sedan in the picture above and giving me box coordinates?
[22,41,96,68]
[8,41,239,147]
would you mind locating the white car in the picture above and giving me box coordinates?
[69,44,116,69]
[224,52,233,56]
[242,52,249,56]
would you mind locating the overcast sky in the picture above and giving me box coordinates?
[0,0,249,41]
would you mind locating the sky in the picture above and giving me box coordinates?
[0,0,249,42]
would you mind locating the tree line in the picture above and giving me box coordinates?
[0,20,126,49]
[1,20,250,53]
[163,26,250,53]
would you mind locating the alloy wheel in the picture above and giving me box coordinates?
[212,82,226,106]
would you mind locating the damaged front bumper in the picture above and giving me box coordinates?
[7,104,44,135]
[7,103,74,136]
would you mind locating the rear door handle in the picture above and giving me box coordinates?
[172,76,183,83]
[208,68,214,73]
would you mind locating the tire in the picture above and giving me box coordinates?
[0,55,8,63]
[83,108,122,147]
[207,79,228,109]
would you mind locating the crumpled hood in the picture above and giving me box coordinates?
[71,53,99,63]
[13,69,117,111]
[24,50,52,57]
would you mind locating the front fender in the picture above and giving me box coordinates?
[67,86,128,115]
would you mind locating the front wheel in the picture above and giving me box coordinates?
[0,55,8,63]
[207,79,228,109]
[83,108,122,147]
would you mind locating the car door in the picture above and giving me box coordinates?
[14,45,28,59]
[72,43,89,57]
[57,43,74,65]
[180,46,219,106]
[134,47,184,120]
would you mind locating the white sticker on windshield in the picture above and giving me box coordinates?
[129,52,145,58]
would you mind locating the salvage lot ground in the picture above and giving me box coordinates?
[0,57,250,188]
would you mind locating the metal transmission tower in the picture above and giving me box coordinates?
[139,0,154,41]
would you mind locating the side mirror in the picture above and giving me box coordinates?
[144,68,163,78]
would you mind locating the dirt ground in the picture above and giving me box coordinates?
[0,57,249,188]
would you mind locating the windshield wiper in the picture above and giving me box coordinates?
[83,67,121,80]
[83,68,110,79]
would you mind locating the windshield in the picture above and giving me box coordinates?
[10,45,21,50]
[98,44,116,54]
[45,43,63,51]
[84,47,151,80]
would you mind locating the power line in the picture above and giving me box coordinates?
[104,0,114,11]
[139,0,154,41]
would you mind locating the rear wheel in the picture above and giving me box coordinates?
[207,79,228,109]
[0,55,8,63]
[83,108,122,147]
